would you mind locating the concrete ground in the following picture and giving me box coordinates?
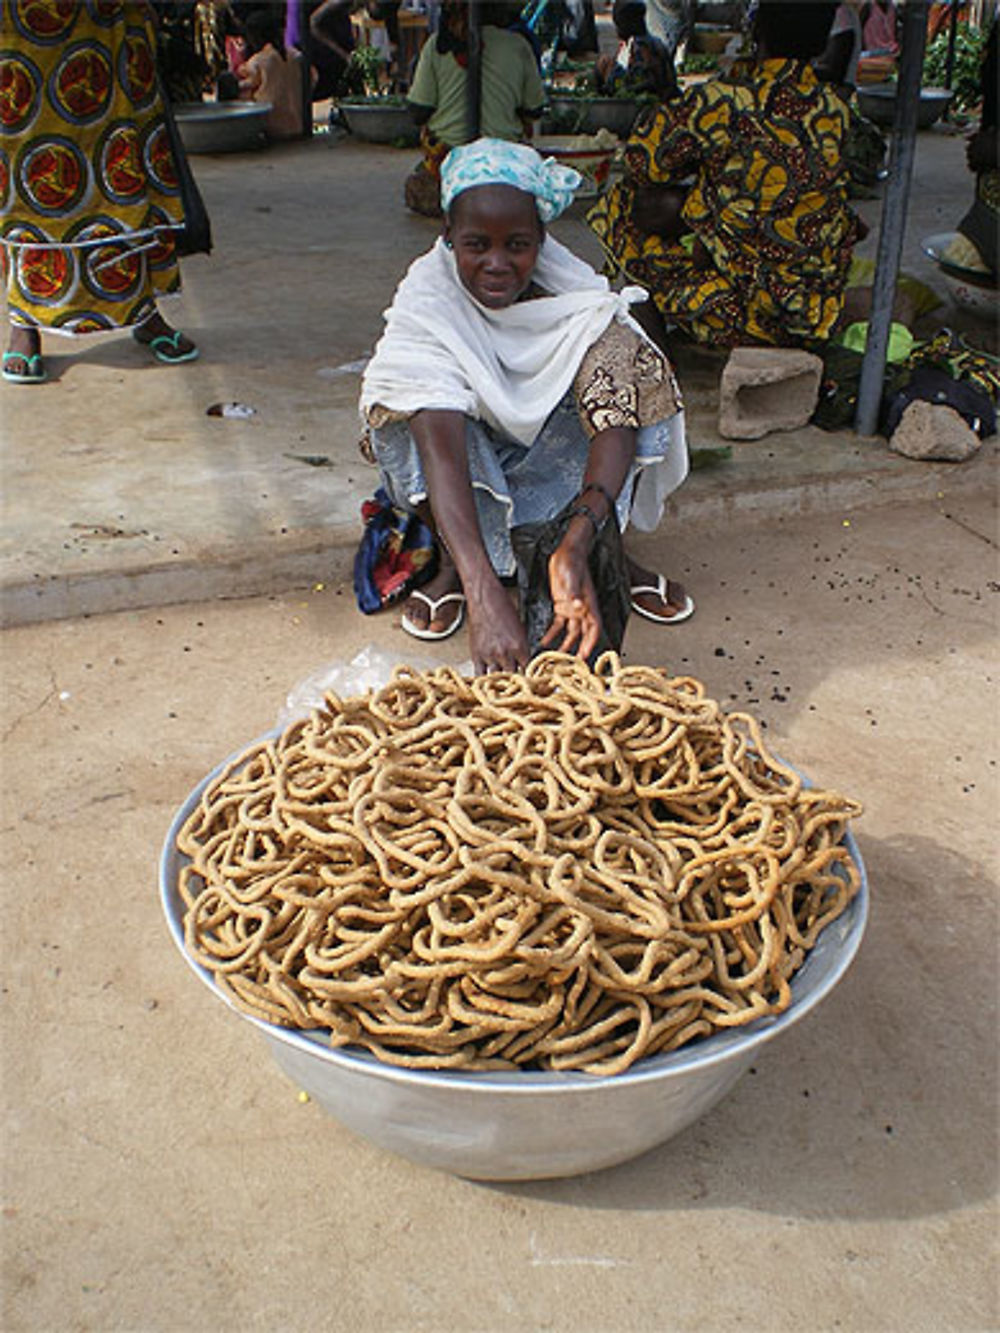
[1,122,998,1332]
[1,124,996,626]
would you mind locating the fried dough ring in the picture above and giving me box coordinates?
[178,653,862,1074]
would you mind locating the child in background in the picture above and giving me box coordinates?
[816,0,864,87]
[237,10,310,140]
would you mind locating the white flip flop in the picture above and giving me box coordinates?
[630,574,695,625]
[400,590,466,641]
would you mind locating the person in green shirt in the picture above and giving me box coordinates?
[404,0,545,216]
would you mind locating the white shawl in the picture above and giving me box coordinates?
[360,235,651,446]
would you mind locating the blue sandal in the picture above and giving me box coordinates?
[2,350,46,384]
[136,330,199,364]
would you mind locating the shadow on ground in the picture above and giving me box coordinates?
[491,831,996,1222]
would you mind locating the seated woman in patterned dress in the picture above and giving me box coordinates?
[587,0,865,350]
[403,0,545,218]
[359,139,692,675]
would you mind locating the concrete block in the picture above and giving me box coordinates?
[888,400,982,462]
[718,347,824,440]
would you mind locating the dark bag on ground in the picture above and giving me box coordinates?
[883,366,997,439]
[511,498,631,666]
[160,88,213,257]
[812,344,906,432]
[814,329,999,436]
[812,343,909,434]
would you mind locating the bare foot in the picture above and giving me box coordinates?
[401,554,464,637]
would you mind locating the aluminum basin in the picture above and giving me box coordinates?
[174,101,271,154]
[160,742,868,1180]
[856,83,953,130]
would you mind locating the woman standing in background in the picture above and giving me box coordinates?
[1,0,199,384]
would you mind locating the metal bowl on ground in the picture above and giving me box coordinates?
[173,101,271,153]
[922,231,999,321]
[160,743,868,1181]
[856,83,953,130]
[542,95,643,139]
[338,101,419,145]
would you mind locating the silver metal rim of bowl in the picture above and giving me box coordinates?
[174,102,273,121]
[921,231,999,292]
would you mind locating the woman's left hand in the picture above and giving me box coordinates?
[541,524,603,661]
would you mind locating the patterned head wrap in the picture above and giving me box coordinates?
[440,138,582,222]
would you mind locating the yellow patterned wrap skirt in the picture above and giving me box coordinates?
[1,0,186,334]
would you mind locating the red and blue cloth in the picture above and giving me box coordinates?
[353,489,436,614]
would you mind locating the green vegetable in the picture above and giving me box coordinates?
[680,53,720,74]
[347,44,385,98]
[689,446,733,470]
[922,24,988,113]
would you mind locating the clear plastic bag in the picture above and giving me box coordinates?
[276,645,472,728]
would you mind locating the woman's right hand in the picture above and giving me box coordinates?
[466,577,530,675]
[410,408,531,675]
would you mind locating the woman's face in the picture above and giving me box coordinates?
[445,185,542,309]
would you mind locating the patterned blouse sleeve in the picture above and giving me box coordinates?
[573,321,680,439]
[624,87,707,186]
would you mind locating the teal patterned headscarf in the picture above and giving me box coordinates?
[440,138,582,222]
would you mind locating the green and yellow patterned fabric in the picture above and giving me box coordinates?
[587,59,863,348]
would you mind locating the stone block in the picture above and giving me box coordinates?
[718,347,824,440]
[888,400,981,462]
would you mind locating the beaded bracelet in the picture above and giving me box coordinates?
[565,501,602,538]
[579,480,617,514]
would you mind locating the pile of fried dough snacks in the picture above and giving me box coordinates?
[177,652,862,1076]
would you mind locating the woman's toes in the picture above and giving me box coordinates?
[403,594,430,630]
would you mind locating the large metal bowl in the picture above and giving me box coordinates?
[173,101,271,154]
[339,101,419,145]
[160,741,868,1181]
[922,231,998,321]
[690,25,740,55]
[856,83,953,130]
[542,96,643,139]
[534,134,618,199]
